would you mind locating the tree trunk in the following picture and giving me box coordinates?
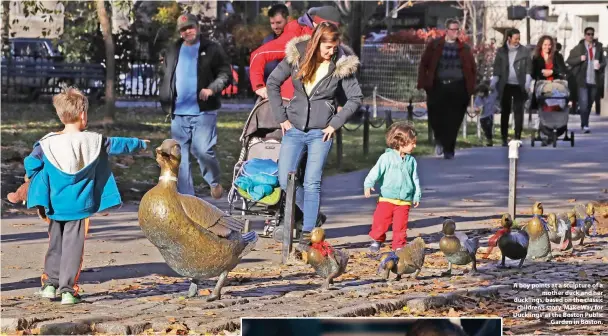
[2,0,10,57]
[349,1,362,58]
[95,0,115,123]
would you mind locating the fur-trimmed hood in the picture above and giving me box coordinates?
[284,35,360,79]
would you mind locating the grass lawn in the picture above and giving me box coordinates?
[1,102,503,208]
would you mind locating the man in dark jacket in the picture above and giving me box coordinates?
[566,27,606,133]
[159,13,231,199]
[490,28,532,146]
[417,18,477,159]
[262,4,289,83]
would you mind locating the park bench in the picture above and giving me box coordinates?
[1,57,105,101]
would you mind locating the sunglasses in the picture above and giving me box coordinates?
[586,32,594,36]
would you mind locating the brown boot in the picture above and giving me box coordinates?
[210,184,223,199]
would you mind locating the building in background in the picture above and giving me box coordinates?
[484,0,607,50]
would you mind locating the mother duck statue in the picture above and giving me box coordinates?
[138,140,257,301]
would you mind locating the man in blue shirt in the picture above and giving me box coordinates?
[262,4,289,83]
[159,13,231,198]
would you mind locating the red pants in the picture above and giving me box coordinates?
[369,202,410,250]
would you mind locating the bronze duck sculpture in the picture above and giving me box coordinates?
[378,237,426,280]
[439,219,479,276]
[547,213,573,251]
[574,203,598,237]
[301,228,349,290]
[484,214,529,268]
[524,216,552,261]
[138,139,258,301]
[568,211,587,248]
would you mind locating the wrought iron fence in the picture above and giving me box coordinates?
[360,42,497,105]
[1,53,252,102]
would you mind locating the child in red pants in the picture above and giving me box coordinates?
[363,122,421,252]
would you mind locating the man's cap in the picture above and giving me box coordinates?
[177,13,198,30]
[308,6,341,26]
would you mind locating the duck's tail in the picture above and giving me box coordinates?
[240,231,258,258]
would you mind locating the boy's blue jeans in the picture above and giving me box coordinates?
[171,112,221,196]
[278,128,332,232]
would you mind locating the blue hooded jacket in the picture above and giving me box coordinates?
[24,132,147,221]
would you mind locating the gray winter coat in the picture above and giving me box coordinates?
[566,39,606,88]
[492,44,532,98]
[266,35,363,131]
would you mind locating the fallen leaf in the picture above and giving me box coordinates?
[567,199,576,203]
[578,270,587,278]
[534,331,542,335]
[198,289,211,296]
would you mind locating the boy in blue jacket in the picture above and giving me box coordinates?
[364,122,421,252]
[25,87,149,304]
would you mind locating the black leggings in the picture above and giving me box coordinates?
[500,84,526,140]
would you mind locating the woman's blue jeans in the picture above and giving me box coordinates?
[278,128,332,232]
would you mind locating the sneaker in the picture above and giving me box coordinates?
[61,292,82,305]
[395,247,403,252]
[316,212,327,227]
[443,152,454,160]
[38,285,57,299]
[210,184,223,199]
[369,241,382,253]
[434,145,443,156]
[582,127,590,134]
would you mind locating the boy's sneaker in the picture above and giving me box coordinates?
[61,292,82,305]
[38,285,57,298]
[369,241,382,253]
[582,126,591,134]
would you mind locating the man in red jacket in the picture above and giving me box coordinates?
[250,6,341,99]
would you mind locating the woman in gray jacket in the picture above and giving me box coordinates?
[267,22,363,250]
[490,28,532,146]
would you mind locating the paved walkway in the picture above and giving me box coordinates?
[1,115,607,335]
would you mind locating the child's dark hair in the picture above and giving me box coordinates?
[386,122,417,149]
[475,82,490,95]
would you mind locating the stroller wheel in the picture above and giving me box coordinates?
[552,132,557,148]
[570,132,575,147]
[272,225,300,243]
[531,138,535,147]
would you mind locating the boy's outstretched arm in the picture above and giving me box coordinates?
[104,137,149,155]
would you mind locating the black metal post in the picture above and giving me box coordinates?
[336,128,343,169]
[282,172,297,264]
[385,110,393,129]
[363,106,370,156]
[407,98,414,121]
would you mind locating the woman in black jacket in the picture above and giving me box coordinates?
[530,35,567,110]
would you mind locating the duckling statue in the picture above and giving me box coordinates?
[524,215,552,261]
[378,237,426,281]
[568,211,586,248]
[138,139,258,301]
[529,202,549,231]
[574,203,598,237]
[301,228,349,290]
[484,214,529,268]
[547,213,572,251]
[439,219,479,276]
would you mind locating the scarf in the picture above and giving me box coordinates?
[311,241,334,257]
[483,228,510,258]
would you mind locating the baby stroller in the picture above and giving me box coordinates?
[227,99,305,242]
[531,79,574,148]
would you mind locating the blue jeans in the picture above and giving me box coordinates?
[578,85,597,128]
[278,128,332,232]
[171,113,221,195]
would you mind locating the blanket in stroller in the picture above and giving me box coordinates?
[535,80,569,111]
[235,158,279,201]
